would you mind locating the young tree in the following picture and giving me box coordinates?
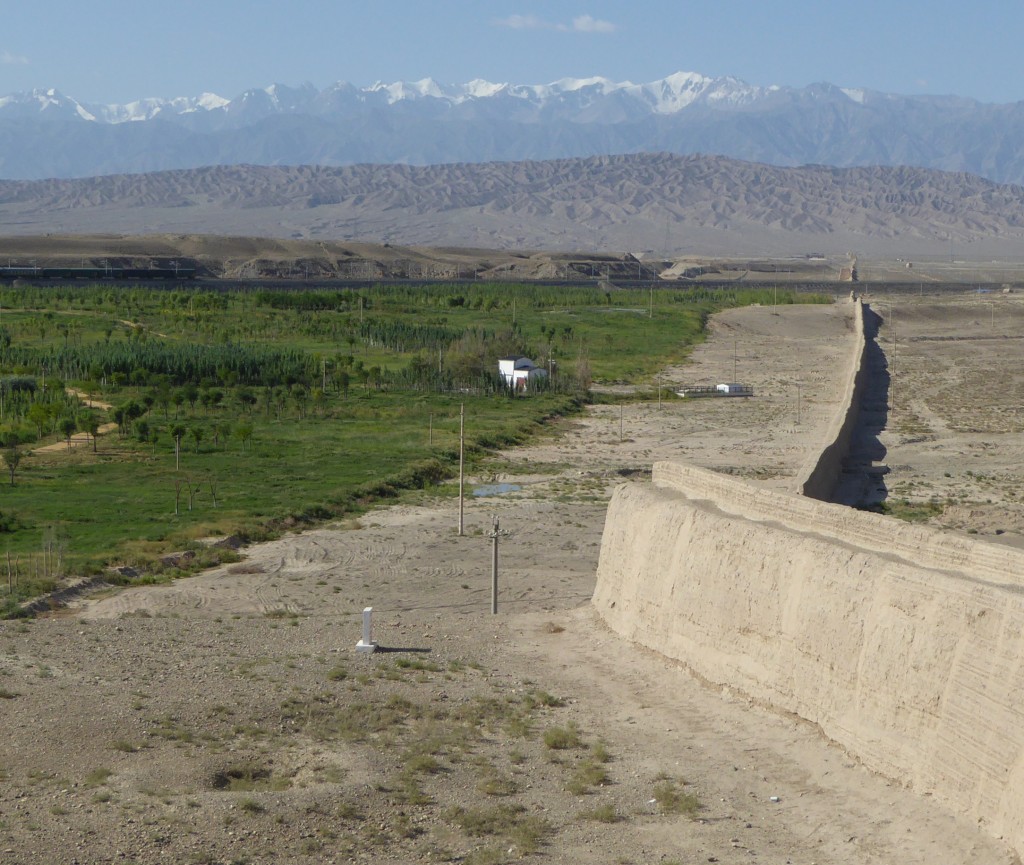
[58,416,77,452]
[2,444,23,486]
[234,422,253,452]
[173,477,185,515]
[291,385,309,418]
[170,423,186,470]
[79,411,101,453]
[183,383,200,413]
[155,386,171,420]
[27,402,49,440]
[112,406,127,437]
[135,419,151,449]
[189,425,204,454]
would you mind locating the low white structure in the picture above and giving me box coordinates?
[355,607,377,653]
[498,356,548,392]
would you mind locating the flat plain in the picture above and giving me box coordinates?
[1,293,1020,864]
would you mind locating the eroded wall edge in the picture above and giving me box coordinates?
[592,296,1024,855]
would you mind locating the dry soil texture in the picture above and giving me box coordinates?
[0,299,1017,864]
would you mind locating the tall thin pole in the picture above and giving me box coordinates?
[490,517,499,615]
[458,403,465,536]
[733,338,737,382]
[619,404,623,442]
[429,413,433,446]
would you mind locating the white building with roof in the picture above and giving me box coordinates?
[498,356,548,392]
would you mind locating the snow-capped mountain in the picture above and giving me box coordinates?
[1,72,1023,183]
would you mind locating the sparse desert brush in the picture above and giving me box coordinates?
[237,796,265,814]
[447,803,552,853]
[526,690,564,708]
[263,608,296,619]
[212,762,289,793]
[566,759,610,795]
[477,769,518,797]
[83,768,113,787]
[579,803,620,823]
[395,657,441,672]
[543,722,582,750]
[402,752,443,775]
[652,778,701,816]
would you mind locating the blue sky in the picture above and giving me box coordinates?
[2,0,1021,104]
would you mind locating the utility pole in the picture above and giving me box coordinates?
[489,517,500,614]
[486,517,511,614]
[458,403,465,536]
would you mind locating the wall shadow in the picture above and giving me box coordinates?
[835,304,891,508]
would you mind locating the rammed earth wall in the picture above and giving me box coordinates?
[592,300,1024,855]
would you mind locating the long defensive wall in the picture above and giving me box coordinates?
[592,299,1024,855]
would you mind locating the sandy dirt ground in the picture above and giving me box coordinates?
[32,391,118,455]
[0,298,1018,864]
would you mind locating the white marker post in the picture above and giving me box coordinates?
[355,606,377,653]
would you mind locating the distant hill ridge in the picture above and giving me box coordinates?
[1,154,1023,258]
[3,72,1024,183]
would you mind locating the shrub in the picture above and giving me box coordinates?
[543,722,582,750]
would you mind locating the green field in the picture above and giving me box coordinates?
[0,281,828,614]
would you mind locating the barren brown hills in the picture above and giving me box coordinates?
[3,154,1024,260]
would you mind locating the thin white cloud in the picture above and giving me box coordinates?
[572,15,615,33]
[1,50,28,66]
[495,13,616,33]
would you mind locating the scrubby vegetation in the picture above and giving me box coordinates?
[0,280,827,614]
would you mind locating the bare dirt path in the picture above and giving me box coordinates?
[30,388,117,454]
[1,300,1016,864]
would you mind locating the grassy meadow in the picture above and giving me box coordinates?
[0,280,828,614]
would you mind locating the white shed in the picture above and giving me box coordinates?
[716,383,754,396]
[498,356,548,392]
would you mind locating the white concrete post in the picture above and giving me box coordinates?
[356,606,377,653]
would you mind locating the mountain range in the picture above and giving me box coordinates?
[3,154,1023,259]
[4,72,1024,184]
